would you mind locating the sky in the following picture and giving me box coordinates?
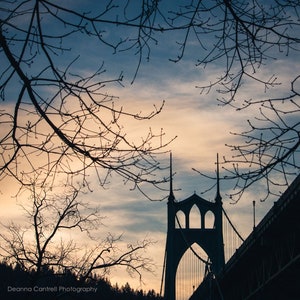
[1,0,300,297]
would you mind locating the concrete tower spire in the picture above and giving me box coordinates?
[168,152,175,202]
[215,153,222,204]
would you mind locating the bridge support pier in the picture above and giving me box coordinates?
[163,154,224,300]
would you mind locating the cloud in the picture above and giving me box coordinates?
[0,64,288,293]
[1,3,299,293]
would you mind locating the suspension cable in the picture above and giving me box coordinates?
[222,207,245,242]
[175,211,211,265]
[159,247,167,297]
[207,265,225,300]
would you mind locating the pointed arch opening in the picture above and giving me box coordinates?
[176,243,209,300]
[189,204,201,228]
[205,210,215,229]
[175,210,186,229]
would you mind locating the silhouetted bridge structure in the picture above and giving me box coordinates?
[190,174,300,300]
[161,156,300,300]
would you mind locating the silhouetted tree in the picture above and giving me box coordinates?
[0,1,174,197]
[0,184,155,287]
[160,0,300,201]
[1,1,299,201]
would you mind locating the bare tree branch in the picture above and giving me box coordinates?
[0,184,155,284]
[1,0,299,200]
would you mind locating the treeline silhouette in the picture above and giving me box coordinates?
[0,262,163,300]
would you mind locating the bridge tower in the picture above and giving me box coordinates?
[163,154,225,300]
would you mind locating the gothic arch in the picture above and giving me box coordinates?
[205,210,215,229]
[189,204,201,228]
[175,210,186,229]
[176,243,209,300]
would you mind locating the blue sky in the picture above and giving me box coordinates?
[1,0,300,295]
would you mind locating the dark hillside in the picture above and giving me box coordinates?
[0,262,162,300]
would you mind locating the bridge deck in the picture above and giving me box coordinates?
[191,174,300,300]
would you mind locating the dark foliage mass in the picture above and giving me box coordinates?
[0,262,162,300]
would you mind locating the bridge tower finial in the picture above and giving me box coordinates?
[168,151,175,202]
[215,153,222,204]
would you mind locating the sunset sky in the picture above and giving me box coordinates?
[1,0,299,296]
